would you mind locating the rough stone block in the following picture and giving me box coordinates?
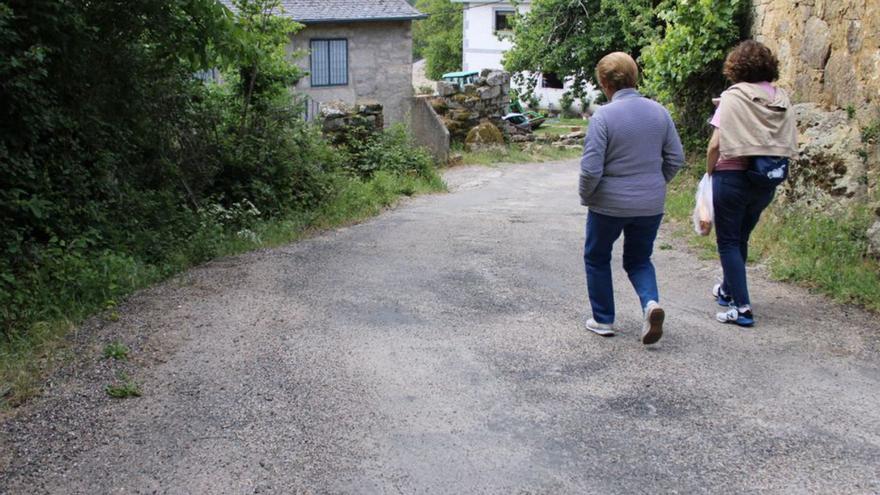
[786,103,867,200]
[465,121,505,151]
[430,98,449,114]
[437,81,459,97]
[451,110,476,122]
[479,85,502,100]
[486,71,507,87]
[357,100,383,115]
[321,100,353,118]
[799,17,831,69]
[322,116,348,132]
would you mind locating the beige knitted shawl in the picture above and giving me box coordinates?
[718,82,798,158]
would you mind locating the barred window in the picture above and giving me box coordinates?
[310,39,348,87]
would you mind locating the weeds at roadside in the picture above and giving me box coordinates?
[0,320,74,410]
[665,169,880,312]
[0,171,445,409]
[846,105,856,120]
[105,373,141,399]
[103,342,130,361]
[456,144,581,166]
[862,120,879,144]
[534,117,588,138]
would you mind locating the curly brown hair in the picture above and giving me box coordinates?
[723,40,779,83]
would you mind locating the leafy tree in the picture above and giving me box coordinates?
[223,0,304,130]
[413,0,462,80]
[641,0,750,141]
[503,0,660,100]
[0,0,440,342]
[504,0,748,141]
[0,0,235,329]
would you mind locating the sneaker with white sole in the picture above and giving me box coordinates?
[716,305,754,327]
[712,284,733,307]
[642,301,664,345]
[585,318,615,337]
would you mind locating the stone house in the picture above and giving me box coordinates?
[222,0,425,125]
[281,0,426,126]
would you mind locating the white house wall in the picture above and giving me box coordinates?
[461,1,595,112]
[461,2,523,72]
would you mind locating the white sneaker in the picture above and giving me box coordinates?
[585,318,615,337]
[642,301,664,345]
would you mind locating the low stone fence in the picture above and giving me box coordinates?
[320,100,384,142]
[410,96,450,163]
[430,70,512,142]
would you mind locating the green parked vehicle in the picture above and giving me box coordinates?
[441,70,480,87]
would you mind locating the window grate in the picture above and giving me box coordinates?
[310,39,348,87]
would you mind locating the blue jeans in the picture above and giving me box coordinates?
[712,171,775,307]
[584,211,663,324]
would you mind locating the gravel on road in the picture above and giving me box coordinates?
[2,160,879,494]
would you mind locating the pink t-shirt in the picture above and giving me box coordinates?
[710,82,776,171]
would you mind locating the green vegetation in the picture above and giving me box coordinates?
[457,144,582,166]
[666,170,880,312]
[0,0,444,408]
[505,0,749,141]
[105,373,142,399]
[534,118,588,138]
[640,0,749,142]
[862,120,880,144]
[413,0,463,80]
[103,342,130,361]
[504,0,658,102]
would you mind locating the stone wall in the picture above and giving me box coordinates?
[410,97,450,163]
[753,0,879,125]
[319,101,384,143]
[289,21,415,126]
[753,0,880,251]
[429,69,512,141]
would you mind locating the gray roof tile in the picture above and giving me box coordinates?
[222,0,426,23]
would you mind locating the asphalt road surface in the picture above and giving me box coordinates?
[2,160,879,494]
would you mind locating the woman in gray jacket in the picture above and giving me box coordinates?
[579,52,685,344]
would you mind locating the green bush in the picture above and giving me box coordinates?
[0,0,438,345]
[559,92,576,117]
[504,0,748,145]
[335,124,436,180]
[504,0,658,102]
[413,0,463,79]
[641,0,750,142]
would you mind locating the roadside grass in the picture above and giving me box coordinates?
[666,168,880,312]
[0,171,446,410]
[103,342,130,361]
[105,373,141,399]
[457,144,582,166]
[534,117,588,138]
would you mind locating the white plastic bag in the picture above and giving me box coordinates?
[692,173,714,236]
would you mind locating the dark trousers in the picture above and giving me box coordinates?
[712,171,775,307]
[584,211,663,324]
